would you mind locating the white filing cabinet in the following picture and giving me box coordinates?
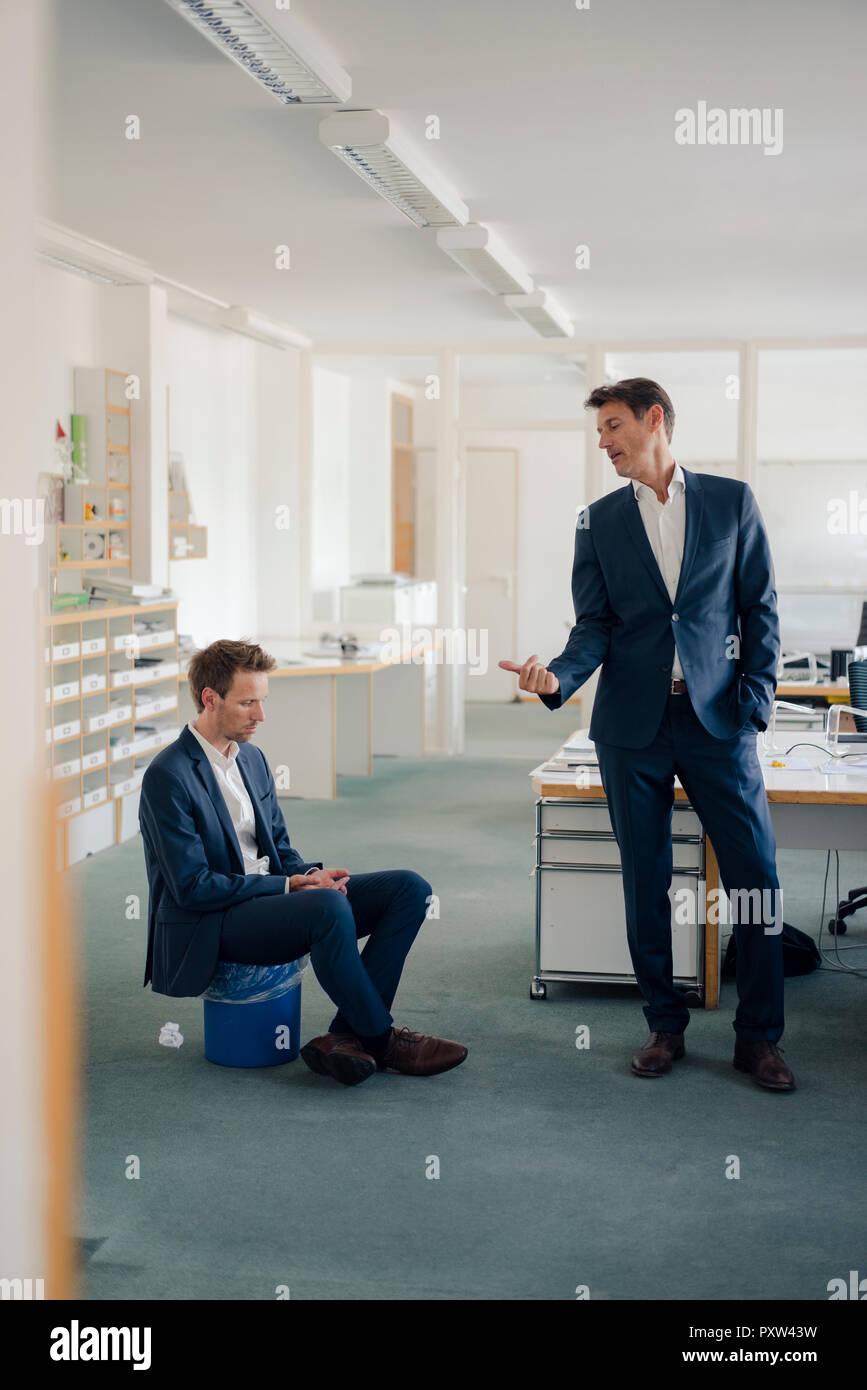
[339,579,437,627]
[531,797,706,1001]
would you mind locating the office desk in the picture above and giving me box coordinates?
[177,637,435,799]
[776,681,849,701]
[530,732,867,1010]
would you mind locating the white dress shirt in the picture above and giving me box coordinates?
[631,461,686,681]
[187,721,295,892]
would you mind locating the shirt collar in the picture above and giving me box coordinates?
[187,720,239,767]
[632,460,685,502]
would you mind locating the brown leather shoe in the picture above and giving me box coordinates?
[300,1032,376,1086]
[733,1039,795,1091]
[377,1026,468,1077]
[631,1030,686,1077]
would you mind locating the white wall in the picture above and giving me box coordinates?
[348,372,392,578]
[457,380,586,672]
[462,428,585,666]
[312,363,426,620]
[312,365,351,620]
[166,315,302,646]
[253,340,303,639]
[37,261,104,454]
[36,267,304,648]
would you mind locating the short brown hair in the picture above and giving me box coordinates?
[584,377,675,443]
[187,638,276,713]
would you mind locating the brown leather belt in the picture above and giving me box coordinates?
[670,679,688,694]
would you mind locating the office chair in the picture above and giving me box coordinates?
[827,658,867,936]
[778,649,818,683]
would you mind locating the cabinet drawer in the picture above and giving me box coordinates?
[539,799,701,840]
[52,640,80,662]
[539,801,614,835]
[538,832,702,871]
[539,833,621,867]
[537,865,701,982]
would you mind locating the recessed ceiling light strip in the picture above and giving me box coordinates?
[163,0,352,104]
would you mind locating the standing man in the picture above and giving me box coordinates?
[139,639,467,1087]
[501,378,793,1091]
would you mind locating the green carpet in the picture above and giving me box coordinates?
[69,703,867,1300]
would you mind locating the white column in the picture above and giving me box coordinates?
[298,348,314,633]
[0,0,51,1295]
[584,343,606,502]
[99,283,170,587]
[253,341,302,638]
[738,341,759,488]
[434,349,465,755]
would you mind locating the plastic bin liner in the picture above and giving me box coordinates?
[201,955,308,1005]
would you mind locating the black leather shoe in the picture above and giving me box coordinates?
[733,1038,795,1091]
[631,1030,686,1077]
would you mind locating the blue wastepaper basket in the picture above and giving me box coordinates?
[201,958,306,1068]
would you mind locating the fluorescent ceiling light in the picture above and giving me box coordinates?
[37,255,123,286]
[436,224,533,296]
[220,305,311,349]
[35,221,154,285]
[319,110,469,229]
[503,290,574,339]
[163,0,351,104]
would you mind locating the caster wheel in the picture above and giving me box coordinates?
[828,918,847,936]
[529,979,547,1000]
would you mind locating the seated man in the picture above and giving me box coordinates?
[138,638,467,1087]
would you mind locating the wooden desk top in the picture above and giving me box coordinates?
[531,729,867,806]
[250,634,438,677]
[776,681,850,700]
[520,681,850,706]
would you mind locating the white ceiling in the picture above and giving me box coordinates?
[41,0,867,344]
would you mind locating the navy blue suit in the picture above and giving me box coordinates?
[139,726,430,1037]
[540,469,784,1040]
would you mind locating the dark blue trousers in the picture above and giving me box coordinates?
[596,693,784,1042]
[216,869,431,1039]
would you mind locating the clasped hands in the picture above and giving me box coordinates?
[288,867,350,894]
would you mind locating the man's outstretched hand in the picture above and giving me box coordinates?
[288,867,350,893]
[498,655,560,696]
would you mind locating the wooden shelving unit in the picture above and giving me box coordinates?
[49,369,134,608]
[42,365,184,867]
[45,601,180,869]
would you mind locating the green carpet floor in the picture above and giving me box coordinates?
[70,703,867,1300]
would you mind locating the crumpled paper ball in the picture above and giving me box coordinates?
[158,1022,184,1049]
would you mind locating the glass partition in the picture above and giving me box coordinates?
[602,350,740,487]
[756,348,867,651]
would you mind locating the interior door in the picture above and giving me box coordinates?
[464,448,518,701]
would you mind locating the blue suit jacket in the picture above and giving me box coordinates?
[139,726,322,997]
[539,469,780,746]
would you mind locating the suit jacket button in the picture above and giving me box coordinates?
[672,612,680,621]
